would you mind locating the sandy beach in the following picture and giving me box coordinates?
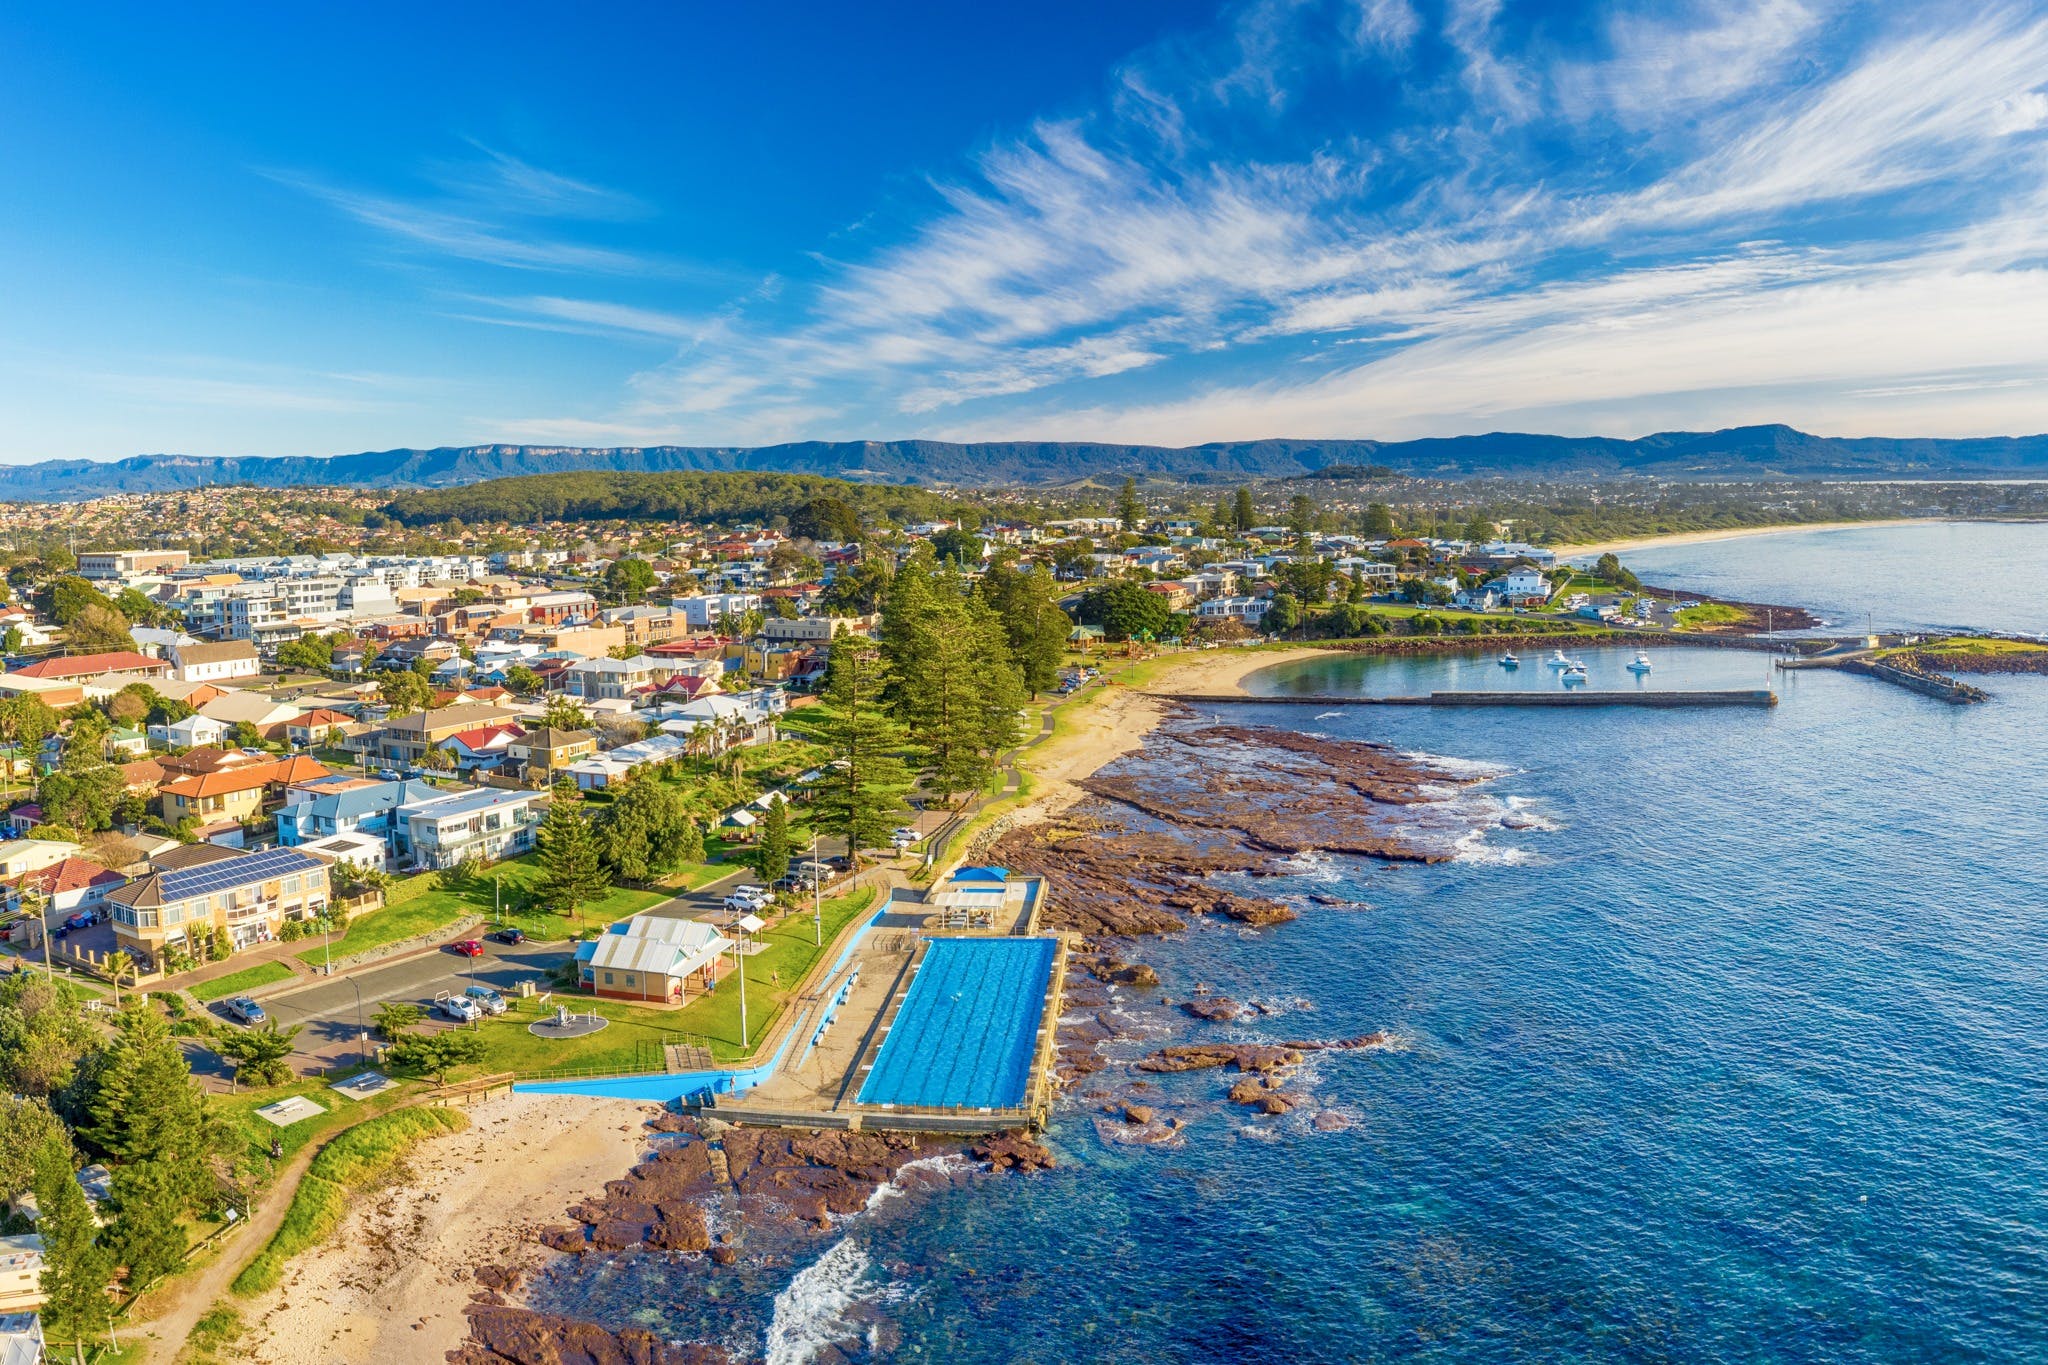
[1557,518,1921,557]
[1010,648,1327,824]
[238,1092,657,1365]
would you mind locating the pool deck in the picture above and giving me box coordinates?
[702,883,1071,1135]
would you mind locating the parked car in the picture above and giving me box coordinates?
[436,993,480,1022]
[463,984,508,1015]
[446,939,485,958]
[223,997,267,1025]
[375,768,402,780]
[723,887,772,912]
[489,926,526,945]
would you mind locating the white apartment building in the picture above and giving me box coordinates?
[671,593,762,628]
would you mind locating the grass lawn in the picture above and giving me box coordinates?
[466,885,878,1074]
[1674,602,1747,629]
[1892,636,2048,659]
[189,961,296,1003]
[299,856,669,963]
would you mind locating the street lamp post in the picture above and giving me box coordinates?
[348,976,366,1066]
[735,923,750,1050]
[812,827,821,947]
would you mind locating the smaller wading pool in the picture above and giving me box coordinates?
[857,937,1057,1110]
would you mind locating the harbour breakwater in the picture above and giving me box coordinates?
[1167,689,1779,707]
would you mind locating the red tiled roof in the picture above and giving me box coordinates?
[446,723,525,752]
[14,651,168,679]
[160,755,333,799]
[12,856,124,897]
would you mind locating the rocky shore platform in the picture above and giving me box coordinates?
[993,712,1516,1123]
[449,1118,1052,1364]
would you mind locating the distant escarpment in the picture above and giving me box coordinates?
[12,423,2048,498]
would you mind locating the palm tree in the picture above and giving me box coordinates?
[104,949,136,1006]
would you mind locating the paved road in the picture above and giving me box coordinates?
[247,938,568,1066]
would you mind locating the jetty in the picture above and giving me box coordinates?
[1167,689,1779,708]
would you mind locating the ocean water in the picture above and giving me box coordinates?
[1587,520,2048,637]
[543,526,2048,1363]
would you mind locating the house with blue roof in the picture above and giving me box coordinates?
[275,777,443,860]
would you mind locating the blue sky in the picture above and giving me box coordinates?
[3,0,2046,462]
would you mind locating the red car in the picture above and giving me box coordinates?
[446,939,485,958]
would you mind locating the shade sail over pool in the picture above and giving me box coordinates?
[858,937,1057,1110]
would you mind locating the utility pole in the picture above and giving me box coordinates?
[812,826,821,947]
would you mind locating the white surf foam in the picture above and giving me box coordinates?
[764,1237,900,1365]
[1401,749,1514,780]
[1450,829,1538,865]
[863,1153,975,1211]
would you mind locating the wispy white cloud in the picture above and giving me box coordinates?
[493,0,2048,446]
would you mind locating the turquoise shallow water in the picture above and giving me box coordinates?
[535,526,2048,1363]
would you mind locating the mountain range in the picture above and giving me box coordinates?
[8,425,2048,499]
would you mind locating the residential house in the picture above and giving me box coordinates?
[562,655,665,702]
[9,652,170,686]
[0,842,82,879]
[1499,567,1553,605]
[0,675,86,709]
[285,708,356,748]
[3,856,125,916]
[526,590,598,626]
[1195,595,1272,623]
[166,639,261,684]
[671,592,761,628]
[275,777,442,857]
[564,733,690,791]
[404,787,548,869]
[148,713,229,749]
[103,726,148,759]
[196,692,303,741]
[104,844,333,958]
[0,606,53,649]
[0,1235,43,1313]
[157,756,332,828]
[759,615,870,644]
[505,727,595,785]
[0,1309,43,1364]
[438,722,525,773]
[577,914,730,1003]
[375,703,518,767]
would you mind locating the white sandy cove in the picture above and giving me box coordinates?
[239,1092,656,1365]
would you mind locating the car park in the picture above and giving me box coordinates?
[463,984,508,1015]
[435,992,481,1022]
[223,996,267,1025]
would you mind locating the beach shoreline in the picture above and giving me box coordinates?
[237,1092,657,1365]
[1555,517,1924,557]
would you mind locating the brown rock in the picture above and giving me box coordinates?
[1136,1044,1302,1074]
[1180,997,1243,1022]
[971,1132,1055,1173]
[1123,1104,1154,1125]
[1228,1077,1304,1115]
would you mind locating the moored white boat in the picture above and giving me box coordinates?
[1500,652,1520,668]
[1627,652,1653,674]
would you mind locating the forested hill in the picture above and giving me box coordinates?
[380,471,978,531]
[9,425,2048,499]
